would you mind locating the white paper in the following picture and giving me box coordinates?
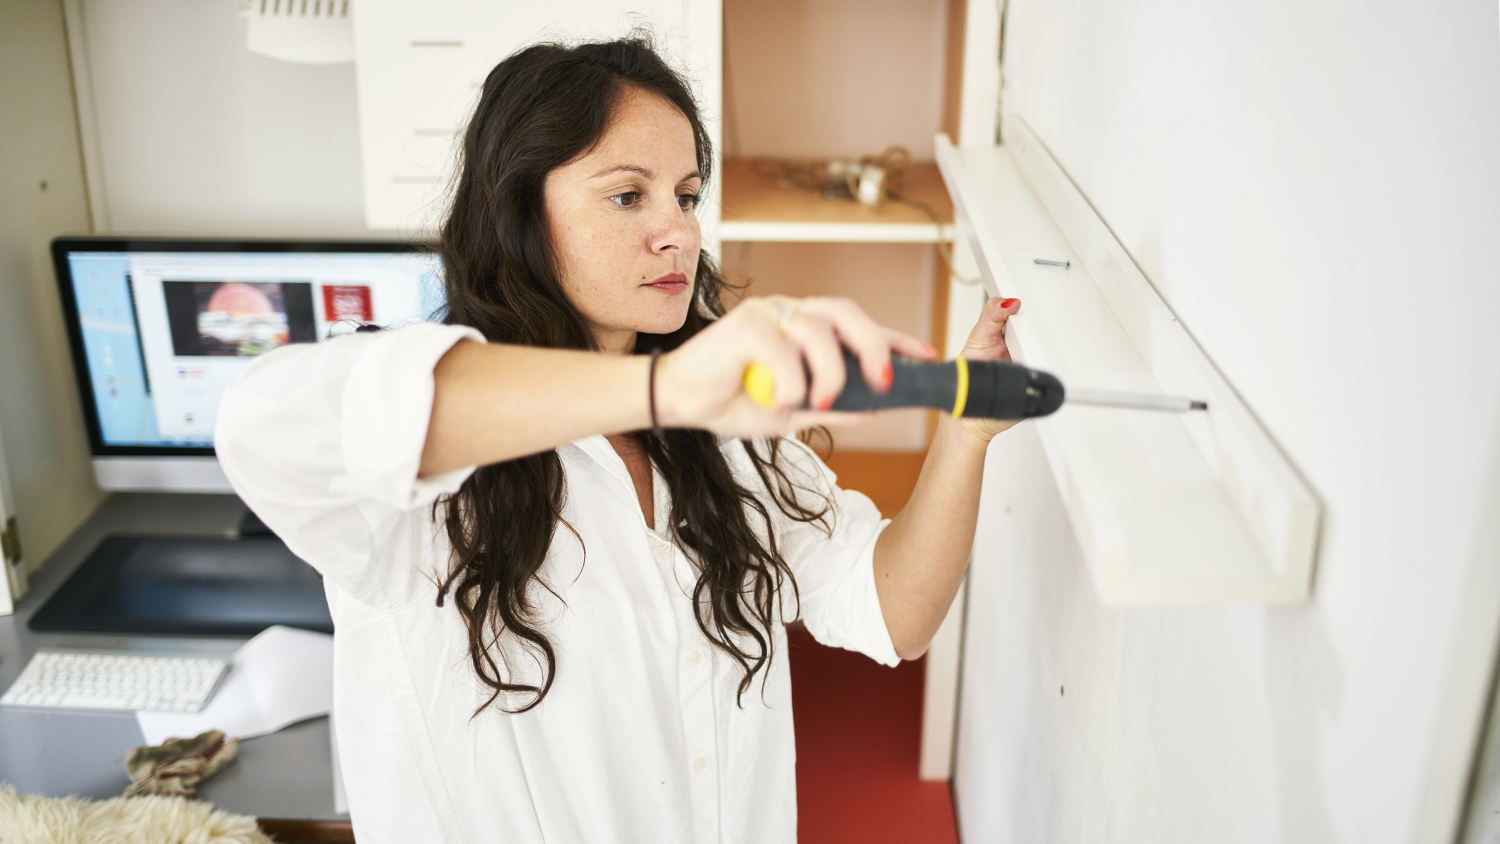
[136,625,334,746]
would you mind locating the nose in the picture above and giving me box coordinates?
[648,199,696,256]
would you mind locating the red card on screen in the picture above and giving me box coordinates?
[321,285,373,322]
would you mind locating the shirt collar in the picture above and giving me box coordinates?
[570,435,630,486]
[569,434,676,542]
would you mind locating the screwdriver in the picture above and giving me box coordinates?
[742,349,1207,419]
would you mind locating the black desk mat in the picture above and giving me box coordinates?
[28,535,333,636]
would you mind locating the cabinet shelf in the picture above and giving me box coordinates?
[719,159,954,243]
[937,122,1320,604]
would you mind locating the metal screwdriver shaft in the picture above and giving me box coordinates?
[1065,388,1208,413]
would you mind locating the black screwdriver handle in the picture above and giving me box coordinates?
[825,348,1064,419]
[743,349,1066,419]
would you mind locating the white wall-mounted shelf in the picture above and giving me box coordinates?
[937,120,1321,604]
[720,159,953,243]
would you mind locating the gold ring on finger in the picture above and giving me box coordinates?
[777,304,800,337]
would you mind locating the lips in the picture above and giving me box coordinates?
[643,272,689,294]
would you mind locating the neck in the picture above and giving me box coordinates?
[596,329,637,356]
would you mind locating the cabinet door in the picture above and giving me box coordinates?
[353,0,714,231]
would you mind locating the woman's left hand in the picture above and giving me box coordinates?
[950,296,1023,444]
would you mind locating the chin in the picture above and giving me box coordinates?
[638,304,693,336]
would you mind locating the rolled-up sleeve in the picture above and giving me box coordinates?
[759,439,900,667]
[215,322,484,606]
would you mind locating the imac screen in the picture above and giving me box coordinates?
[59,246,445,450]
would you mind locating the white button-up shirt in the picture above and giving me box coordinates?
[215,323,900,844]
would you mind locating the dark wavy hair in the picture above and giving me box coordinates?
[435,37,832,714]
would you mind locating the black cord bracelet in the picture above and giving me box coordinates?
[648,349,662,432]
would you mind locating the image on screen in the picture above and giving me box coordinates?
[163,281,316,357]
[61,247,445,450]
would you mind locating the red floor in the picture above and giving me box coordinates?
[789,624,960,844]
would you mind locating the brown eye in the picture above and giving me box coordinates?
[677,193,699,210]
[610,191,641,207]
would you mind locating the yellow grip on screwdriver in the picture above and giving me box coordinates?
[743,362,778,409]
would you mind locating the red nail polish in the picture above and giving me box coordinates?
[819,395,834,411]
[881,362,894,390]
[1000,298,1019,308]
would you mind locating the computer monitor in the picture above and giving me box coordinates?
[53,237,446,493]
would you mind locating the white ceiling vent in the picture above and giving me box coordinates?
[239,0,354,65]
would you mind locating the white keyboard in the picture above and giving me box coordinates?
[0,650,230,713]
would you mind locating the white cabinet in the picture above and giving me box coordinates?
[351,0,721,236]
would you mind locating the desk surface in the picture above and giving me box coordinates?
[0,493,347,822]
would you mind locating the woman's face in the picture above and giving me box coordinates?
[544,87,703,354]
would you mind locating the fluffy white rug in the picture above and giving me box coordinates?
[0,785,272,844]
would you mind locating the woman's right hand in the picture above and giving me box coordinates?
[655,296,937,438]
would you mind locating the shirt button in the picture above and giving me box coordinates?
[654,545,672,560]
[688,651,702,666]
[694,756,709,772]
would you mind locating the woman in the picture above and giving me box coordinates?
[217,37,1020,843]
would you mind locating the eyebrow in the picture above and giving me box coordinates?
[590,164,702,182]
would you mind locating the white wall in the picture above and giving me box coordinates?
[955,1,1500,842]
[0,0,107,569]
[75,0,368,237]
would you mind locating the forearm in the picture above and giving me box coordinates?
[873,416,991,659]
[420,341,654,475]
